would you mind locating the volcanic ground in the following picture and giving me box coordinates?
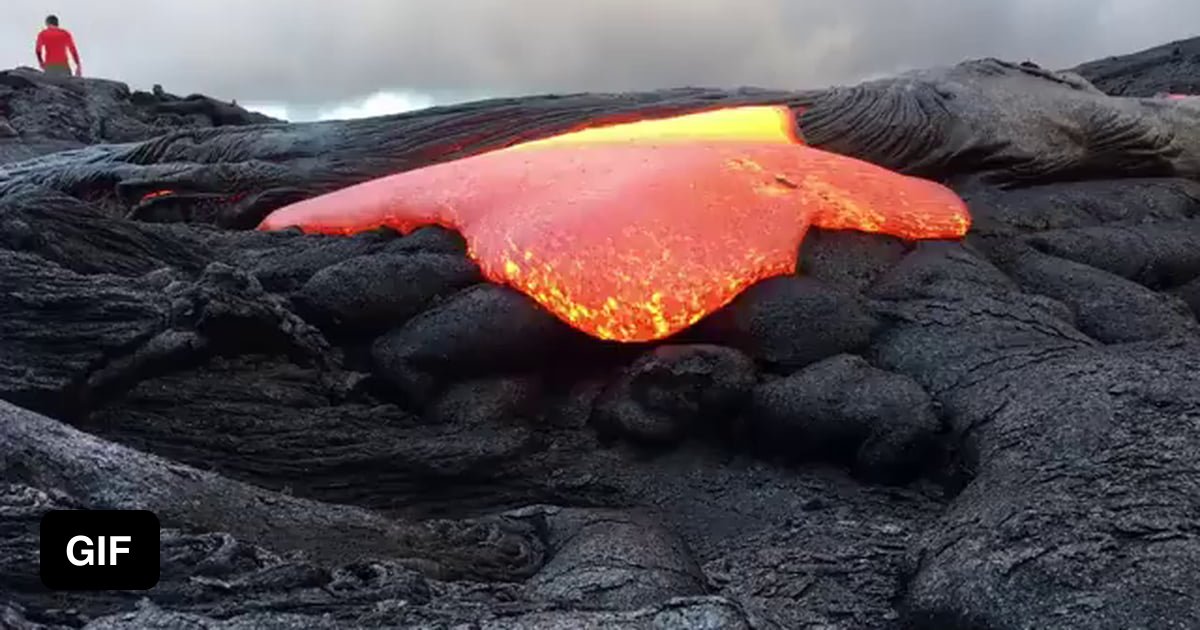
[3,36,1200,630]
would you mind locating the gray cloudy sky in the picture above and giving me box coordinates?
[4,1,1198,120]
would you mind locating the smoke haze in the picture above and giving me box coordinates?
[4,1,1197,116]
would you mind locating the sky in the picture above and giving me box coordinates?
[4,1,1199,121]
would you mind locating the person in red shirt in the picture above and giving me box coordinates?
[35,15,82,78]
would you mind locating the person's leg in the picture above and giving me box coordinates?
[43,64,71,78]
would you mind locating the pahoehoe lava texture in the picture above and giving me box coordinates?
[3,37,1200,630]
[1071,36,1200,97]
[0,67,277,165]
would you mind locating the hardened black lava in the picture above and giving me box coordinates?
[2,41,1200,629]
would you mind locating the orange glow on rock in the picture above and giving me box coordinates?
[259,106,970,342]
[140,189,176,202]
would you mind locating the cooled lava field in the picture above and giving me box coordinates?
[3,36,1200,629]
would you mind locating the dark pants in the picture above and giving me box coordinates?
[43,64,71,78]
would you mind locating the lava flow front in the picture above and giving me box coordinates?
[259,105,971,342]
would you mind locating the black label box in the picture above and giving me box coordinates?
[40,510,160,591]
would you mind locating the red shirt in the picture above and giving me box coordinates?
[36,27,80,67]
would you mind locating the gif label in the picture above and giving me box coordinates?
[40,510,160,591]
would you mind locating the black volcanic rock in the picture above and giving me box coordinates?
[748,354,942,483]
[87,357,537,515]
[520,506,710,609]
[592,344,757,444]
[1178,276,1200,320]
[1071,36,1200,96]
[0,186,211,276]
[4,41,1200,630]
[0,250,176,416]
[216,226,468,295]
[954,177,1200,238]
[696,275,879,371]
[295,251,481,334]
[997,244,1200,343]
[1023,220,1200,289]
[425,374,543,427]
[370,284,587,406]
[0,66,277,164]
[798,58,1200,184]
[7,56,1200,231]
[867,243,1200,630]
[798,228,910,293]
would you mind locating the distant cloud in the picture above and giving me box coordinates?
[313,91,437,121]
[242,103,291,121]
[3,0,1198,114]
[242,90,441,122]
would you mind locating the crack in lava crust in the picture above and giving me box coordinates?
[258,106,971,342]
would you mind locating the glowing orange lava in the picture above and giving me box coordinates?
[140,189,175,202]
[509,105,803,149]
[259,106,970,342]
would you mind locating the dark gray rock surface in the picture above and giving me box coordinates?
[868,243,1200,630]
[294,251,481,335]
[747,354,943,484]
[1071,36,1200,96]
[592,344,757,444]
[4,38,1200,629]
[693,275,879,371]
[0,67,276,164]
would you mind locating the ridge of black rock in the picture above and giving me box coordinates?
[0,66,279,165]
[3,38,1200,630]
[1070,35,1200,96]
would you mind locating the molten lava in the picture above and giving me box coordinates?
[509,105,803,150]
[259,105,970,342]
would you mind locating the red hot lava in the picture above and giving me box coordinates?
[259,106,971,342]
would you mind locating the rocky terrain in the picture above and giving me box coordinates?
[1071,35,1200,96]
[0,66,276,164]
[2,38,1200,629]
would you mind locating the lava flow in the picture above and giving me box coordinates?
[507,105,803,149]
[259,105,971,342]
